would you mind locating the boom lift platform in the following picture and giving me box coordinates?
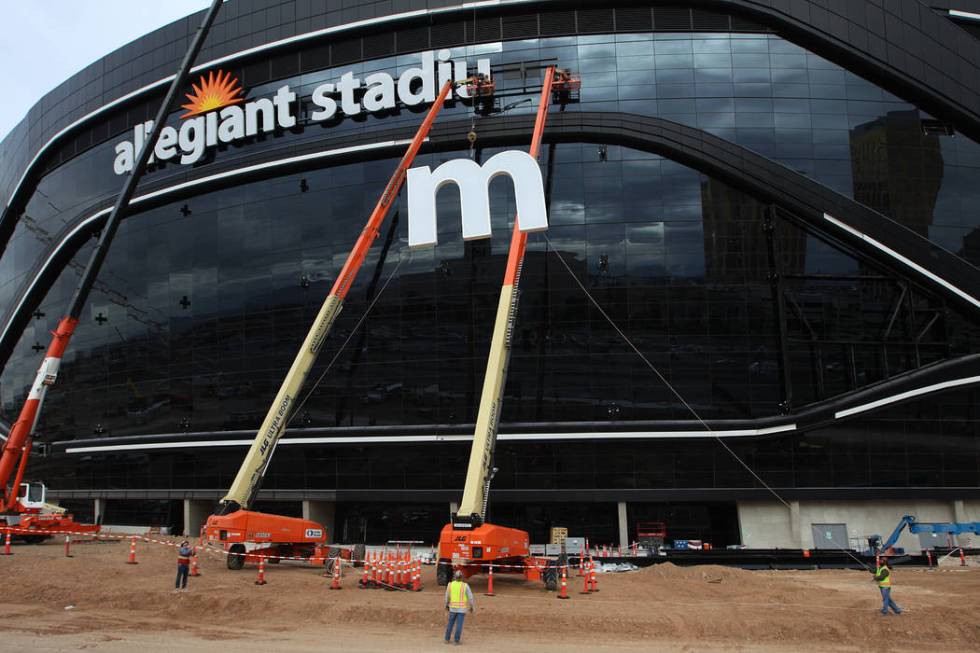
[204,80,456,570]
[437,66,569,589]
[0,0,226,543]
[869,514,980,555]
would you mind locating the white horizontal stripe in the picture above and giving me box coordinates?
[5,0,537,216]
[834,375,980,419]
[822,213,980,309]
[950,9,980,22]
[63,424,798,454]
[0,139,417,347]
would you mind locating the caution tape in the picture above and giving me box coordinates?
[2,525,610,572]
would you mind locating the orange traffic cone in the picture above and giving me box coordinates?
[485,564,496,596]
[579,562,591,594]
[590,560,599,592]
[371,553,381,588]
[960,547,967,567]
[126,536,138,564]
[329,557,342,590]
[2,529,12,556]
[413,560,422,591]
[255,557,268,585]
[925,550,933,567]
[557,565,570,599]
[190,546,201,577]
[359,558,371,588]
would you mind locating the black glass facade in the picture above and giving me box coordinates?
[1,3,978,538]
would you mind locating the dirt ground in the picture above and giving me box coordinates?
[1,537,978,652]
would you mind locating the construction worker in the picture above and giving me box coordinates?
[444,569,474,645]
[873,557,902,615]
[175,540,192,592]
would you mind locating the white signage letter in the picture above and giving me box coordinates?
[113,141,134,175]
[273,85,296,129]
[310,82,337,120]
[397,51,435,106]
[338,72,362,116]
[154,126,178,161]
[245,98,276,135]
[362,72,395,112]
[218,105,245,142]
[178,117,207,165]
[406,150,548,249]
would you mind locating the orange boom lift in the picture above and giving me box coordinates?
[204,80,455,569]
[437,67,570,589]
[0,0,226,542]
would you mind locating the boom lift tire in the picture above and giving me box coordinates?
[543,553,568,592]
[227,543,246,570]
[437,559,453,586]
[353,543,366,565]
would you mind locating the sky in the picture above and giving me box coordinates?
[0,0,211,143]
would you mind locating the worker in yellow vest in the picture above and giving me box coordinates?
[443,570,475,645]
[873,558,902,615]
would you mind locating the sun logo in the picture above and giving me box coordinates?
[180,70,244,119]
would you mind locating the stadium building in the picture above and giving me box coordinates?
[1,0,979,551]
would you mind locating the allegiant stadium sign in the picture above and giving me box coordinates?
[112,49,491,175]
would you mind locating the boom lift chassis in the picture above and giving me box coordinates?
[437,66,574,589]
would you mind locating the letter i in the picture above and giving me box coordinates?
[438,49,454,96]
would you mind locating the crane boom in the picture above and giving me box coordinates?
[218,79,454,513]
[455,67,555,523]
[0,0,225,511]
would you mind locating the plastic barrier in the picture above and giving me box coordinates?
[126,536,138,565]
[190,546,201,577]
[485,564,495,596]
[557,565,569,599]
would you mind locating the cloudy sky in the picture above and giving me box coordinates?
[0,0,210,142]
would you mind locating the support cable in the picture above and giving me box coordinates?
[540,232,875,570]
[287,253,408,426]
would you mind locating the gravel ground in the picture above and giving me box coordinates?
[1,536,978,652]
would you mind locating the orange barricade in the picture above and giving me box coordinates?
[557,565,569,599]
[255,557,268,585]
[126,536,138,564]
[485,564,496,596]
[329,557,342,590]
[190,547,201,577]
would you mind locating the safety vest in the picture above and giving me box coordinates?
[875,566,891,588]
[448,580,470,609]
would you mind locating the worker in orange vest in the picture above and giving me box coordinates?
[174,540,192,592]
[443,570,474,645]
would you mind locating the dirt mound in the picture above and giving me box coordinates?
[3,539,980,652]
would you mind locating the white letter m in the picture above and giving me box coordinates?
[406,150,548,248]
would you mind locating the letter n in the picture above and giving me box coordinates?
[406,150,548,248]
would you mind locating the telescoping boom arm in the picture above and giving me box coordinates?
[0,0,225,511]
[218,80,455,514]
[455,67,556,525]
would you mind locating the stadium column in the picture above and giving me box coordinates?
[789,500,803,548]
[183,499,211,537]
[617,501,628,550]
[302,500,335,543]
[94,498,105,524]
